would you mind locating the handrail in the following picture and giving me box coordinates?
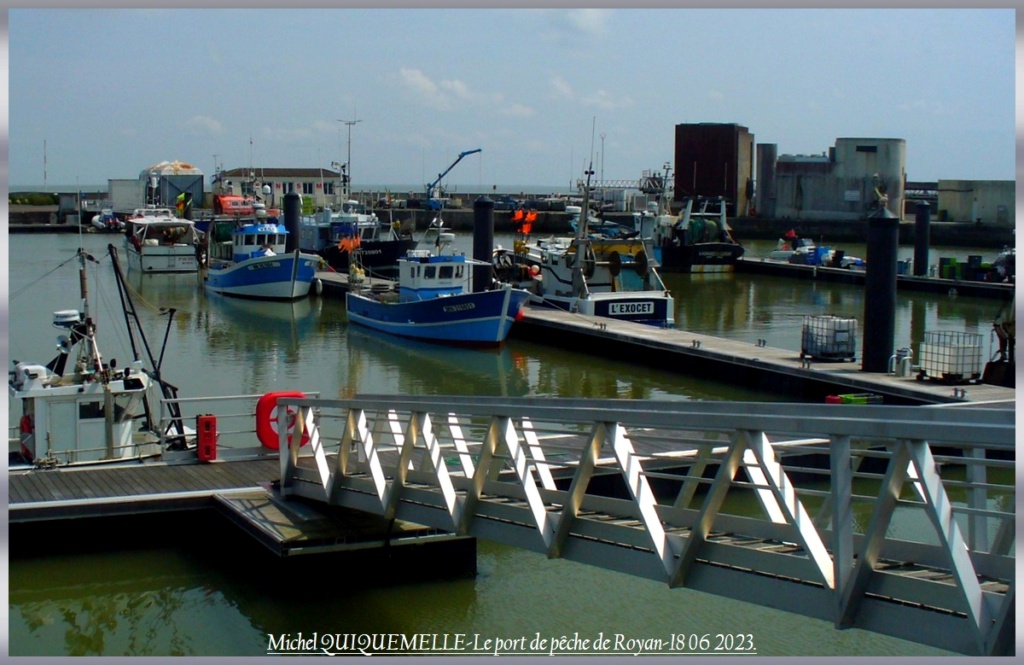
[274,395,1014,655]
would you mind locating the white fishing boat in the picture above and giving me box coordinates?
[493,168,675,328]
[8,246,187,468]
[124,207,202,273]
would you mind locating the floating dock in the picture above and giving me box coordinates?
[8,456,476,567]
[512,307,1015,407]
[736,257,1014,300]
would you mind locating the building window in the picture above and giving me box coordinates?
[855,145,878,153]
[303,182,314,195]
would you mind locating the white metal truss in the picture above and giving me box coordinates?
[275,396,1015,656]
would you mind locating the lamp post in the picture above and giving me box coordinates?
[337,118,362,198]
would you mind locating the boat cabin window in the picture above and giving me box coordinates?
[78,399,127,421]
[439,265,453,279]
[424,266,436,279]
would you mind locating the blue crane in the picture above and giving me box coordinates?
[426,148,481,210]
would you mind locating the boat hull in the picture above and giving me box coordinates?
[204,250,319,300]
[654,242,745,273]
[125,241,199,273]
[346,286,530,345]
[513,239,676,328]
[320,238,418,277]
[530,291,675,328]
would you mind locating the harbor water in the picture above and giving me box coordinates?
[7,231,1007,657]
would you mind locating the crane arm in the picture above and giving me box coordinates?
[428,149,482,190]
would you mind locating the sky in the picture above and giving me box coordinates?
[6,7,1017,192]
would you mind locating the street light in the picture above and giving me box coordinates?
[337,118,362,198]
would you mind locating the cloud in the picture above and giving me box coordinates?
[582,89,634,111]
[565,9,610,38]
[400,68,452,111]
[398,67,499,112]
[181,115,222,135]
[500,103,535,118]
[550,76,575,100]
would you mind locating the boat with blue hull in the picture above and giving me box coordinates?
[203,208,321,300]
[346,240,530,345]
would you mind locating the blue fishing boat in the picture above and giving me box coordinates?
[346,238,531,345]
[203,206,321,300]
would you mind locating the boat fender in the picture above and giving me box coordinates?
[315,278,323,296]
[608,251,621,277]
[19,414,34,461]
[634,250,649,278]
[255,391,310,449]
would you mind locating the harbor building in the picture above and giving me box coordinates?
[211,167,344,211]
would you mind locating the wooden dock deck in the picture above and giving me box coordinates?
[316,270,395,296]
[514,307,1016,407]
[8,457,280,522]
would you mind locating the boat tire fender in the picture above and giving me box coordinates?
[256,391,310,449]
[608,251,621,277]
[634,250,649,278]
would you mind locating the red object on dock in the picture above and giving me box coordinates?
[825,395,843,404]
[197,414,217,461]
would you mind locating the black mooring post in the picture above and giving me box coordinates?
[913,201,930,277]
[283,191,300,254]
[862,206,900,373]
[473,196,495,292]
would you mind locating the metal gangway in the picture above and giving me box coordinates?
[273,395,1014,656]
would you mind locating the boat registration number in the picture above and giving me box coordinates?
[609,302,654,315]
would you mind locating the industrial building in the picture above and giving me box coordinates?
[678,127,1014,228]
[767,138,906,222]
[674,122,754,216]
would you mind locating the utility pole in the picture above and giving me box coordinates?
[337,117,362,198]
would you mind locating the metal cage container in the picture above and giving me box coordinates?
[917,330,983,383]
[800,315,857,361]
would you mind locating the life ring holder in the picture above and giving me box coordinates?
[256,391,310,449]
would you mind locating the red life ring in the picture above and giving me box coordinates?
[255,391,310,449]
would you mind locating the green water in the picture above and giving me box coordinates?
[7,231,998,657]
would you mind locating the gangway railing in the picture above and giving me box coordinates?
[274,395,1014,656]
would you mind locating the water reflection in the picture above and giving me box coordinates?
[10,550,264,656]
[344,326,529,398]
[663,269,1003,358]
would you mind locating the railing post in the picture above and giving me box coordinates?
[830,434,853,626]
